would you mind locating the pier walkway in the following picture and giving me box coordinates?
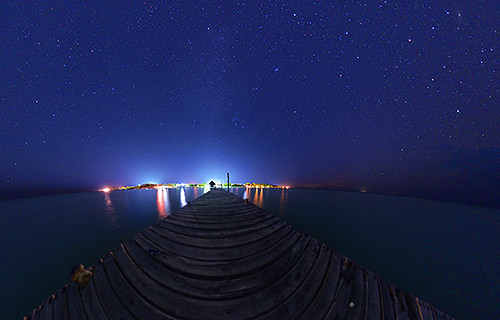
[25,189,453,319]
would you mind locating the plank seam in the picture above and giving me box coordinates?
[148,220,289,250]
[295,250,334,320]
[99,256,141,320]
[89,273,112,320]
[108,250,177,320]
[135,230,305,283]
[154,217,283,240]
[247,241,325,319]
[140,225,296,264]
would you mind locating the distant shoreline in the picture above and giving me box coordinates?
[0,187,96,202]
[1,186,498,210]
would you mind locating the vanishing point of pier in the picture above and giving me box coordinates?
[25,189,453,319]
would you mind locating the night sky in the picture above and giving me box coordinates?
[1,1,499,207]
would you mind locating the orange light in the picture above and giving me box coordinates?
[101,188,111,192]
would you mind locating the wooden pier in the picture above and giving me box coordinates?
[25,189,453,319]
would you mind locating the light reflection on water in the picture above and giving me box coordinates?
[204,184,211,193]
[180,187,187,207]
[253,188,264,207]
[193,187,199,199]
[280,187,287,212]
[240,187,288,212]
[104,191,118,227]
[156,187,170,219]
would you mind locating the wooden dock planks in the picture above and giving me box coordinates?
[25,189,454,319]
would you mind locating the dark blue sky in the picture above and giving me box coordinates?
[1,1,499,206]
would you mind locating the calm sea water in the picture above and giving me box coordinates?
[0,188,499,319]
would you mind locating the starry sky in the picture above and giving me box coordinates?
[1,1,499,207]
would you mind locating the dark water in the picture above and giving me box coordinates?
[1,188,499,319]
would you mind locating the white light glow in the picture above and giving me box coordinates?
[180,187,187,207]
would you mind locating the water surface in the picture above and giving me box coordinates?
[1,187,499,319]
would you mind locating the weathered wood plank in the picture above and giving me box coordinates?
[255,243,331,319]
[102,251,174,320]
[79,273,110,320]
[415,297,437,320]
[364,270,382,320]
[299,251,342,319]
[111,244,186,317]
[148,218,288,248]
[171,205,265,218]
[31,295,54,320]
[91,258,136,319]
[156,214,279,237]
[52,287,70,320]
[343,262,367,319]
[64,284,87,320]
[378,277,397,320]
[132,229,306,283]
[324,257,357,319]
[147,229,299,277]
[141,222,294,262]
